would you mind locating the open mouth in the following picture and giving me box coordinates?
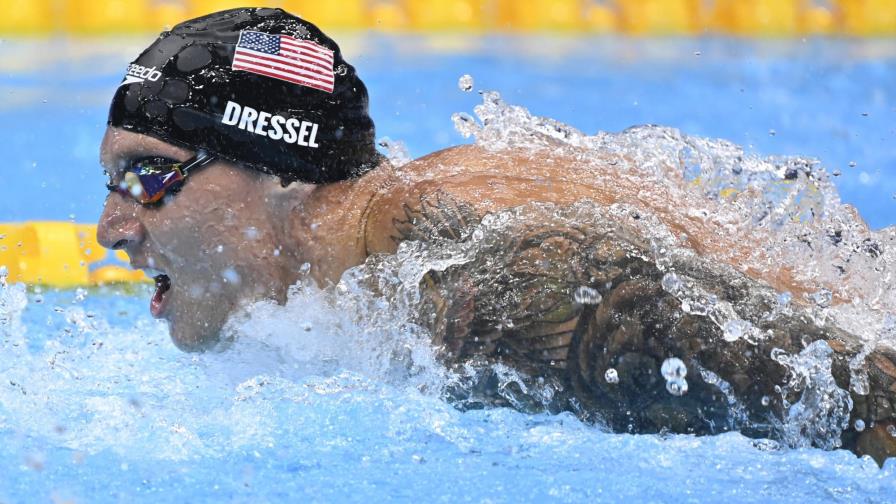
[150,274,172,318]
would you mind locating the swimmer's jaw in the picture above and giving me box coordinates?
[165,312,224,353]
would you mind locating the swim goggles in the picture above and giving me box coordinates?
[107,152,216,205]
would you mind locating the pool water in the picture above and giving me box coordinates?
[2,35,896,502]
[2,283,894,503]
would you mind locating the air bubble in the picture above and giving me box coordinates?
[761,396,770,406]
[888,425,896,438]
[854,419,865,432]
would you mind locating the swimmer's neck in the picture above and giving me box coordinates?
[288,160,397,285]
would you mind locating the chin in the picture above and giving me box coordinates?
[168,320,224,353]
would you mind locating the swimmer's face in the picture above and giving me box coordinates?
[97,127,304,351]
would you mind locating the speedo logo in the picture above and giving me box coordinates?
[221,101,320,148]
[120,64,163,86]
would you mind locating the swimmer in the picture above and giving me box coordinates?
[97,8,896,464]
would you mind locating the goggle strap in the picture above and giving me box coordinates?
[181,153,216,176]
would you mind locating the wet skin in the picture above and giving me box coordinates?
[98,126,896,463]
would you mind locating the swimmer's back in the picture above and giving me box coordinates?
[364,144,619,254]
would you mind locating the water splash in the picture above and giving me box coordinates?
[445,90,896,447]
[771,341,854,450]
[456,90,896,328]
[0,267,27,348]
[377,137,413,167]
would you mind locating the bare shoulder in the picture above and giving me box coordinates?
[363,145,614,254]
[395,143,582,181]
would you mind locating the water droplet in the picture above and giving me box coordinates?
[216,245,223,253]
[299,263,311,275]
[693,51,701,56]
[573,286,602,305]
[854,419,865,432]
[848,161,857,168]
[661,272,682,294]
[768,129,776,136]
[666,378,688,396]
[722,319,755,343]
[832,169,841,176]
[661,357,687,380]
[604,368,619,384]
[451,112,479,138]
[777,292,791,307]
[809,289,832,309]
[221,268,241,285]
[888,425,896,438]
[458,74,474,92]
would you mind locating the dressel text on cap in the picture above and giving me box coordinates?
[221,101,319,148]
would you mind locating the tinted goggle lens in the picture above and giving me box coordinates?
[108,153,214,205]
[119,164,185,204]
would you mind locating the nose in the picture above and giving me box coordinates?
[97,194,146,251]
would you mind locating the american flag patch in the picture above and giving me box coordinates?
[232,30,335,93]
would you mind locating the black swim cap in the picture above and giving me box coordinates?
[108,8,378,184]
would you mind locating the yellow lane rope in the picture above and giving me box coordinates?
[0,0,893,37]
[0,222,148,287]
